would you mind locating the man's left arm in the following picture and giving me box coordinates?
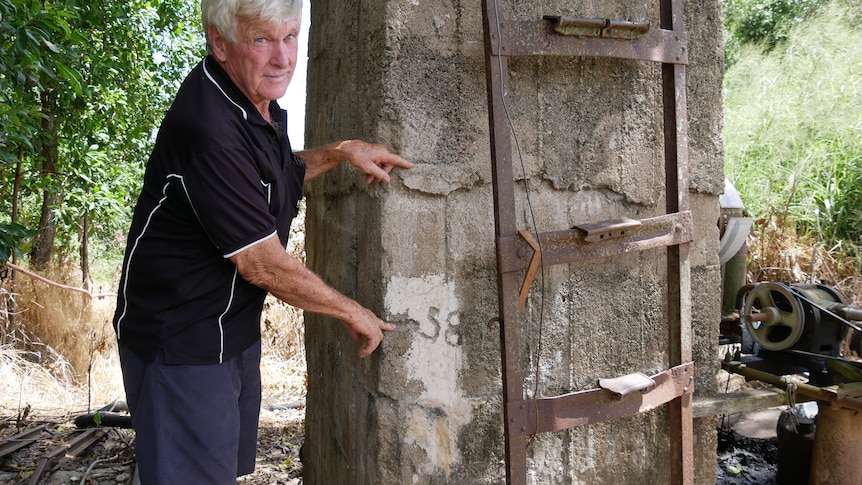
[296,140,413,184]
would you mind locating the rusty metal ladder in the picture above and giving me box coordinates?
[481,1,695,484]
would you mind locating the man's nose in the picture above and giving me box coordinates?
[270,40,294,65]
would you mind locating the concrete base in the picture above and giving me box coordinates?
[809,403,862,485]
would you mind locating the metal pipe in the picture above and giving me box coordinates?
[722,361,862,412]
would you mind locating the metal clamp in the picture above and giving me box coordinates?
[544,16,650,39]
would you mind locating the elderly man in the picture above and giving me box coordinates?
[111,0,412,482]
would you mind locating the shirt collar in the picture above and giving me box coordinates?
[201,55,285,129]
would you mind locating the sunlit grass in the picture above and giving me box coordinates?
[724,1,862,261]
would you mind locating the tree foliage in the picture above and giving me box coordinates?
[0,222,36,263]
[0,0,202,271]
[722,0,828,67]
[724,0,862,253]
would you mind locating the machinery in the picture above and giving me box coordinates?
[716,180,862,484]
[718,179,862,384]
[737,281,862,384]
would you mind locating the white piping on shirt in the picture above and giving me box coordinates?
[223,231,278,259]
[116,174,183,339]
[217,270,240,363]
[261,180,272,205]
[202,59,248,121]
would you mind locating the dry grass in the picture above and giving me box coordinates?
[0,270,307,417]
[3,204,859,418]
[748,212,862,305]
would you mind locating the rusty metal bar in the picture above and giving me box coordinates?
[28,428,110,485]
[662,0,694,483]
[498,212,693,275]
[723,361,862,412]
[489,19,687,64]
[544,16,651,40]
[0,423,52,458]
[507,363,694,437]
[482,0,527,483]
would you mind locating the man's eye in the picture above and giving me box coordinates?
[254,37,268,45]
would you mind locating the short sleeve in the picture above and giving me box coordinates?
[182,146,277,256]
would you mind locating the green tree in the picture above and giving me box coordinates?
[0,0,202,278]
[722,0,827,67]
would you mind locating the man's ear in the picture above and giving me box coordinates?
[208,24,228,63]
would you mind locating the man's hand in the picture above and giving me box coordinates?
[232,235,396,358]
[336,140,414,184]
[298,139,413,183]
[340,306,398,358]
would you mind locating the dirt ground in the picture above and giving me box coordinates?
[0,407,304,485]
[716,425,779,485]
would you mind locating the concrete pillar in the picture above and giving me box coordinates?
[809,404,862,484]
[302,1,725,484]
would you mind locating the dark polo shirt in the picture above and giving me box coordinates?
[113,55,306,365]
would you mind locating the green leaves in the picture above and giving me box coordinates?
[0,222,37,264]
[723,0,827,67]
[1,0,202,263]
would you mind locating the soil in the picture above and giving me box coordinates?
[716,426,778,485]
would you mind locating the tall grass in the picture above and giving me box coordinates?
[724,0,862,260]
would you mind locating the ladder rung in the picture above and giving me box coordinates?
[505,363,694,436]
[498,212,693,274]
[489,19,687,64]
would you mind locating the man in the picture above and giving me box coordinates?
[111,0,413,482]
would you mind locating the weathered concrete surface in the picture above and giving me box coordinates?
[302,1,724,484]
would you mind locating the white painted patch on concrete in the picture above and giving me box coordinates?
[385,274,474,476]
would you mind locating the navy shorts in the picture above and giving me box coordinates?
[119,340,262,485]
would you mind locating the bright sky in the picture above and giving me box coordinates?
[277,0,310,149]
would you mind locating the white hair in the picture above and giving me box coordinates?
[201,0,302,53]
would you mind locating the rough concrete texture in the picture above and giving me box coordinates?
[302,1,724,484]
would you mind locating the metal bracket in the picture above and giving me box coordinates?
[508,362,694,437]
[544,16,650,39]
[517,230,541,310]
[574,218,642,243]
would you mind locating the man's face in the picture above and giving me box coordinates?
[210,16,300,115]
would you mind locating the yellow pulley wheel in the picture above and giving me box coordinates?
[741,282,805,351]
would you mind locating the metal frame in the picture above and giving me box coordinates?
[481,1,694,483]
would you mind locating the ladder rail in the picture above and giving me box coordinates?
[482,0,528,481]
[482,0,695,484]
